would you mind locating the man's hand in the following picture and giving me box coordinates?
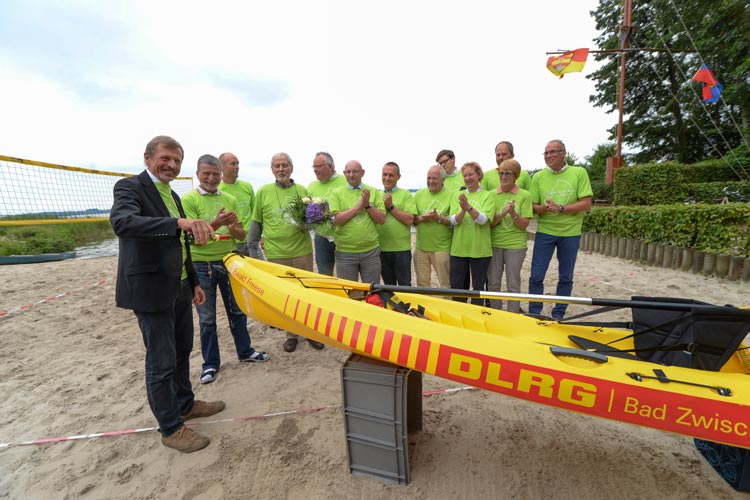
[384,193,393,210]
[193,285,206,305]
[178,218,214,244]
[213,207,238,228]
[361,188,371,208]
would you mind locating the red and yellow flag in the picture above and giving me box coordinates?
[546,48,589,78]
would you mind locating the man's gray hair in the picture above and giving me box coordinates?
[315,151,335,168]
[197,154,221,169]
[271,152,293,166]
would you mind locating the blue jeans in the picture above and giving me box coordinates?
[194,261,254,371]
[528,232,581,319]
[135,279,195,436]
[380,250,412,286]
[314,234,336,276]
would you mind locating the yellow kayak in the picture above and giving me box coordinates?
[224,253,750,448]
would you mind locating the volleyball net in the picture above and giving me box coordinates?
[0,155,193,226]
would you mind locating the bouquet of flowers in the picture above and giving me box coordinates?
[285,195,332,233]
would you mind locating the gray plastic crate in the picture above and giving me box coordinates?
[341,354,422,485]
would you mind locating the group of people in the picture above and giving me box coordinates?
[110,135,592,454]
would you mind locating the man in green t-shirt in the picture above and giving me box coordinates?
[182,155,270,385]
[436,149,466,191]
[329,160,386,283]
[218,152,257,255]
[481,141,532,192]
[307,152,347,276]
[246,152,324,353]
[376,162,417,285]
[528,140,593,320]
[413,165,453,288]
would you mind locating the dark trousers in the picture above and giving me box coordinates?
[135,279,195,436]
[449,255,491,305]
[380,250,412,286]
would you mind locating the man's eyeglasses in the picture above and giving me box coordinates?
[543,150,564,156]
[343,169,363,175]
[437,157,453,166]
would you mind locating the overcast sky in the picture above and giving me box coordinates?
[0,0,615,190]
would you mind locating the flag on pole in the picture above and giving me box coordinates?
[691,64,723,103]
[546,48,589,78]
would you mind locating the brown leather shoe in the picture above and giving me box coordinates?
[161,425,210,453]
[181,400,226,421]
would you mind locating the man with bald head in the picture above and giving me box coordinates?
[218,152,256,254]
[481,141,532,191]
[307,152,347,275]
[328,160,386,283]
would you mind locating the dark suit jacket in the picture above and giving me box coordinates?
[110,170,198,312]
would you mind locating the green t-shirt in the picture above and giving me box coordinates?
[413,187,453,252]
[376,188,417,252]
[481,169,532,192]
[307,174,348,238]
[449,189,495,258]
[530,166,593,237]
[490,188,533,249]
[218,180,255,232]
[443,171,466,191]
[252,182,313,259]
[182,189,241,261]
[154,181,188,279]
[328,184,385,253]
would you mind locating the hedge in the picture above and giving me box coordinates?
[582,203,750,256]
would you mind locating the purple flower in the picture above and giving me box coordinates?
[305,202,326,223]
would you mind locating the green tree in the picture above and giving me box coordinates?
[589,0,750,172]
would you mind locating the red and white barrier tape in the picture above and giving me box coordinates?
[0,387,475,449]
[0,276,115,319]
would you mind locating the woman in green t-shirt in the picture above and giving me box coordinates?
[448,162,495,304]
[488,159,532,313]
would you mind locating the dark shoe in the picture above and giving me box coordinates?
[161,425,210,453]
[307,339,325,350]
[240,351,270,362]
[181,400,226,421]
[283,337,298,353]
[200,368,218,385]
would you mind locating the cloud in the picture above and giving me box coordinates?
[209,75,290,107]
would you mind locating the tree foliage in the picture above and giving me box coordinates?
[589,0,750,173]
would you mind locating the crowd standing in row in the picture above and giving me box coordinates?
[111,135,592,453]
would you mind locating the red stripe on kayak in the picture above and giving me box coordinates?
[303,303,311,324]
[381,329,394,360]
[350,321,362,348]
[324,312,334,338]
[414,339,431,372]
[313,308,322,330]
[293,299,301,319]
[397,335,412,366]
[337,317,348,343]
[283,295,291,315]
[364,325,377,354]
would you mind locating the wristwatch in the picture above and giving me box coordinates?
[364,204,372,209]
[387,205,395,212]
[559,204,565,212]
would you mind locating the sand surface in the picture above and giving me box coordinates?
[0,244,748,500]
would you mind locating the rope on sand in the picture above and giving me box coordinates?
[0,386,476,449]
[0,276,115,320]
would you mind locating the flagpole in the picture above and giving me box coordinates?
[606,0,633,184]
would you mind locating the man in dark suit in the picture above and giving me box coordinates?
[110,135,225,453]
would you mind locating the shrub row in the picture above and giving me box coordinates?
[582,203,750,256]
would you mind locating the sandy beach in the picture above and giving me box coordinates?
[1,244,748,500]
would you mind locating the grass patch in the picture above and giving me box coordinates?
[0,221,114,256]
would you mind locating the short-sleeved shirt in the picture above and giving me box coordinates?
[376,187,417,252]
[443,171,466,191]
[218,179,255,232]
[328,184,385,253]
[307,174,348,238]
[252,182,313,259]
[182,189,241,261]
[490,187,533,249]
[413,187,453,252]
[530,165,593,237]
[449,189,495,258]
[482,169,532,192]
